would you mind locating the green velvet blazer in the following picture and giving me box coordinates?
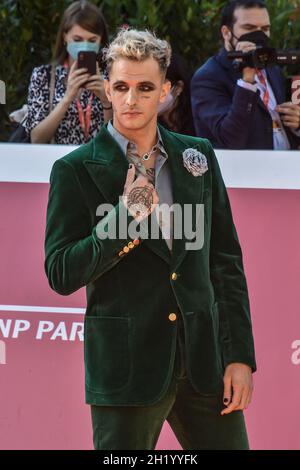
[44,123,256,406]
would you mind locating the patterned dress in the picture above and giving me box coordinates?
[25,64,104,144]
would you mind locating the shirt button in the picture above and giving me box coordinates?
[168,313,177,322]
[171,272,177,281]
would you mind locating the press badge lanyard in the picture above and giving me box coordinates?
[64,60,93,139]
[256,69,270,107]
[76,96,93,139]
[256,69,281,131]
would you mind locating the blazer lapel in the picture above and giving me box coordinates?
[266,66,284,105]
[158,125,204,271]
[84,125,128,206]
[83,125,172,265]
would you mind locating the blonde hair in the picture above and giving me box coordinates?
[103,28,172,76]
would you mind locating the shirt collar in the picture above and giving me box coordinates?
[107,120,167,159]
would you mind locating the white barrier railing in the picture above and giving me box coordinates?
[0,143,300,189]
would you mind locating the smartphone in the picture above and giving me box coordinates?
[77,51,97,76]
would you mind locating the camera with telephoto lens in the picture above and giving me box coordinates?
[227,46,300,71]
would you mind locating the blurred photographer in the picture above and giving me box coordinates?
[191,0,300,150]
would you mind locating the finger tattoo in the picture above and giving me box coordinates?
[146,167,155,182]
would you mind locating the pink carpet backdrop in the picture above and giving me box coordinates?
[0,144,300,450]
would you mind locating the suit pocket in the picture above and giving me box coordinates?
[185,305,223,389]
[84,316,131,394]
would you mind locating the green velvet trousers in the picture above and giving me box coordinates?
[90,314,249,450]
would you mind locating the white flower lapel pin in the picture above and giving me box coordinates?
[182,148,208,177]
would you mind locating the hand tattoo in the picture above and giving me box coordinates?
[127,185,153,218]
[146,167,155,183]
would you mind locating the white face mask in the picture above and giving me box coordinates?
[158,86,176,115]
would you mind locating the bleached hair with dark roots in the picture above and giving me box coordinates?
[103,28,172,75]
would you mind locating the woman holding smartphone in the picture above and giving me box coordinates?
[26,0,112,144]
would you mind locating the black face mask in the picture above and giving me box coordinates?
[230,30,270,49]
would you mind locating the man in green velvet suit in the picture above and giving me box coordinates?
[44,29,256,450]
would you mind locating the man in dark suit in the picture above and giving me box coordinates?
[191,0,300,150]
[44,28,256,450]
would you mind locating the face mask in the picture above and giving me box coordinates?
[230,30,270,49]
[238,30,270,47]
[66,41,100,60]
[158,86,176,115]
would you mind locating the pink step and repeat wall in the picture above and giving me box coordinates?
[0,144,300,450]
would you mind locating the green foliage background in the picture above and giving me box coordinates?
[1,0,300,141]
